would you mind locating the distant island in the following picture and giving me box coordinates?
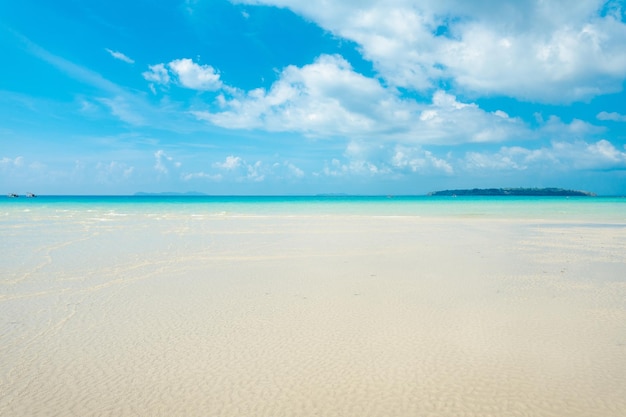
[428,188,596,197]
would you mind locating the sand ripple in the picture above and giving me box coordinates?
[1,214,625,416]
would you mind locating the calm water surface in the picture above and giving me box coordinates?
[1,195,625,222]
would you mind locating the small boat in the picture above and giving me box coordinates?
[7,193,19,198]
[26,193,37,198]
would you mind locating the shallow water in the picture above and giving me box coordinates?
[2,195,625,221]
[1,197,625,416]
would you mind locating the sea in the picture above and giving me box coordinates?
[1,195,625,223]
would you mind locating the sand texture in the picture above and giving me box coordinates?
[1,211,626,416]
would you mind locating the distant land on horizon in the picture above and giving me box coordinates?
[133,189,599,197]
[428,188,596,197]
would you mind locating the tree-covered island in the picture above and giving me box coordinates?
[428,188,596,197]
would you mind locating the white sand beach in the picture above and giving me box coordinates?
[1,212,626,416]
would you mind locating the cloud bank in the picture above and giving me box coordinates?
[190,54,527,145]
[234,0,626,103]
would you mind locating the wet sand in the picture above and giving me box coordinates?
[1,213,626,416]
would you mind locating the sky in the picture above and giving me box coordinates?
[1,0,626,195]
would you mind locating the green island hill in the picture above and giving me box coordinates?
[428,188,596,197]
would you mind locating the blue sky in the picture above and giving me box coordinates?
[1,0,626,195]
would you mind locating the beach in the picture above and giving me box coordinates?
[1,197,626,416]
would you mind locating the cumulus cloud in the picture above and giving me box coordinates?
[105,48,134,64]
[154,150,181,174]
[316,141,454,178]
[552,139,626,169]
[143,63,170,85]
[339,141,390,175]
[538,115,606,139]
[235,0,626,103]
[391,145,454,174]
[597,111,626,121]
[181,157,305,183]
[194,55,387,135]
[192,54,527,144]
[214,155,242,170]
[464,139,626,172]
[143,59,222,91]
[168,59,222,91]
[416,91,528,143]
[465,146,552,171]
[213,155,265,181]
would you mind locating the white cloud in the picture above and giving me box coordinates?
[194,54,386,135]
[192,54,527,144]
[0,156,24,168]
[535,115,606,142]
[268,161,306,180]
[416,91,528,143]
[143,63,171,85]
[149,138,626,187]
[284,162,304,178]
[391,145,454,174]
[316,141,454,178]
[552,139,626,169]
[339,141,393,176]
[320,158,347,177]
[235,0,626,103]
[214,155,242,170]
[168,59,222,91]
[181,171,222,181]
[246,161,265,181]
[181,157,304,183]
[465,146,551,171]
[212,155,267,182]
[105,48,135,64]
[464,139,626,172]
[1,156,49,187]
[154,150,180,174]
[143,59,223,91]
[597,111,626,121]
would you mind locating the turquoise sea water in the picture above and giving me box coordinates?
[1,195,625,222]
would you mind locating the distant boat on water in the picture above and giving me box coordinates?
[7,193,19,198]
[26,193,37,198]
